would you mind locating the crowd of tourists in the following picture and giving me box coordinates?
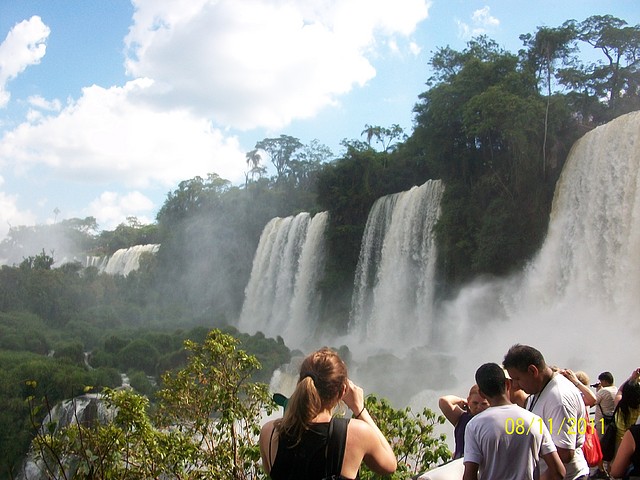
[257,343,639,480]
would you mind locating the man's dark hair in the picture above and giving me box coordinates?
[475,363,506,398]
[503,344,546,372]
[598,371,614,384]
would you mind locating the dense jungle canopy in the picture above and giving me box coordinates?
[0,15,639,478]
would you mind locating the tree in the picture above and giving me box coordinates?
[520,26,575,177]
[253,135,303,183]
[361,124,406,153]
[558,15,640,120]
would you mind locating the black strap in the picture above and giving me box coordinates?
[325,417,349,478]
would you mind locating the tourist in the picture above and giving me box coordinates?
[612,380,640,450]
[503,344,590,480]
[462,362,565,480]
[439,384,489,459]
[594,372,618,431]
[259,347,397,479]
[591,371,618,479]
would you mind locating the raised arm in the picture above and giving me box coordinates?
[342,380,397,476]
[560,369,596,407]
[438,394,467,426]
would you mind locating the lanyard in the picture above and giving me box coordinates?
[528,373,554,412]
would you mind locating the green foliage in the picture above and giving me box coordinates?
[29,330,276,479]
[358,394,450,479]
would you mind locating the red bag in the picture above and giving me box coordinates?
[582,415,603,467]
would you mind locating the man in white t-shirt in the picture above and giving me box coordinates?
[503,344,590,480]
[593,371,617,431]
[463,362,565,480]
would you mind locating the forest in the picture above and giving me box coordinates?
[0,15,638,479]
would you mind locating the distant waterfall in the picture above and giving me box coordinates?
[238,211,329,346]
[100,244,160,276]
[350,179,444,348]
[17,394,116,480]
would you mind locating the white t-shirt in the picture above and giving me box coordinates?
[595,385,617,424]
[464,404,556,480]
[527,373,589,480]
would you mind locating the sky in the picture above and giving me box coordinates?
[0,0,638,239]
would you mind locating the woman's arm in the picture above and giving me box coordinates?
[609,429,635,479]
[342,380,397,475]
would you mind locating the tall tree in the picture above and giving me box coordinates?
[254,135,303,183]
[520,26,575,177]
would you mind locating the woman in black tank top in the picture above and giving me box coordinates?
[259,347,397,479]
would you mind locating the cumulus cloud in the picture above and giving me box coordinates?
[457,6,500,40]
[87,190,155,230]
[0,78,248,188]
[0,16,50,108]
[124,0,430,130]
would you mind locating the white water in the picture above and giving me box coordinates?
[101,244,160,276]
[350,179,444,349]
[238,211,329,346]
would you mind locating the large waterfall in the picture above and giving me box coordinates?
[437,110,640,391]
[350,179,444,349]
[238,211,329,347]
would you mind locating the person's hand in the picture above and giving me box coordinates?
[342,379,365,416]
[560,369,579,386]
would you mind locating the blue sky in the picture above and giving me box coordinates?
[0,0,638,238]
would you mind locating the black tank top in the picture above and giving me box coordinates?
[270,419,355,480]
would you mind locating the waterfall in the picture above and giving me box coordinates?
[238,211,329,346]
[439,110,640,388]
[349,179,444,349]
[516,110,640,315]
[17,394,116,480]
[101,244,160,276]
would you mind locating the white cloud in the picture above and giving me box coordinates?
[0,16,50,108]
[124,0,430,130]
[0,79,248,188]
[87,190,155,230]
[457,6,500,40]
[28,94,61,111]
[0,189,36,239]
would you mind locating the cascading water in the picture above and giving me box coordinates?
[17,394,116,480]
[437,110,640,391]
[100,244,160,276]
[349,179,444,349]
[238,211,329,346]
